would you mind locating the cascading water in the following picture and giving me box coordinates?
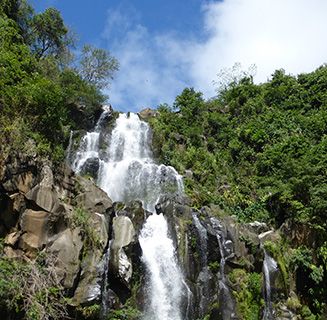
[65,130,73,165]
[74,111,188,319]
[139,214,185,320]
[98,113,183,212]
[73,131,100,172]
[72,105,112,173]
[263,250,278,320]
[192,212,209,316]
[210,218,237,320]
[100,241,112,319]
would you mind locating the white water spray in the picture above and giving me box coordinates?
[263,250,278,320]
[98,113,183,212]
[74,112,187,319]
[139,214,184,320]
[210,218,237,320]
[101,113,185,320]
[72,105,112,173]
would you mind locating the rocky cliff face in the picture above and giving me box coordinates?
[154,196,300,320]
[0,117,316,320]
[0,152,106,294]
[0,151,147,318]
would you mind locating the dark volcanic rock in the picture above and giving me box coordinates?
[80,157,100,179]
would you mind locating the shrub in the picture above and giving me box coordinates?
[0,249,68,320]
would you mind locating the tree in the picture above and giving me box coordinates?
[31,8,70,59]
[0,0,34,43]
[79,44,119,89]
[214,62,257,94]
[174,87,204,118]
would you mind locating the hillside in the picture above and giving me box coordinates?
[0,1,326,320]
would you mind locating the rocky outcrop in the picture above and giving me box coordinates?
[110,216,135,283]
[0,152,311,320]
[48,228,83,289]
[80,157,100,179]
[74,176,112,214]
[138,108,158,121]
[105,202,145,307]
[152,196,301,320]
[72,211,109,305]
[0,152,113,307]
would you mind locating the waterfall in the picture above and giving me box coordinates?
[210,218,237,320]
[72,105,112,173]
[74,111,187,319]
[98,113,183,212]
[65,130,73,165]
[192,212,209,316]
[101,113,186,319]
[139,214,184,320]
[263,250,278,320]
[100,241,111,319]
[73,131,100,173]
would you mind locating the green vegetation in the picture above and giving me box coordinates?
[229,269,263,320]
[71,207,101,249]
[76,304,101,319]
[264,240,289,291]
[0,0,118,162]
[0,246,68,319]
[290,245,326,313]
[150,65,327,317]
[107,305,142,320]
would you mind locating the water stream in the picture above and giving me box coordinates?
[73,105,112,173]
[73,111,188,319]
[192,212,209,316]
[100,241,112,319]
[139,214,184,320]
[210,218,237,320]
[263,250,278,320]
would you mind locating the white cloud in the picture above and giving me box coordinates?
[103,0,327,111]
[191,0,327,96]
[103,12,191,111]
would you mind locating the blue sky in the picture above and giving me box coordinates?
[31,0,327,112]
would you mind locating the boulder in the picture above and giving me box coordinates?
[72,211,109,305]
[259,230,281,244]
[114,201,146,234]
[74,176,112,214]
[247,221,270,234]
[72,249,104,305]
[1,153,38,193]
[5,231,21,246]
[18,209,49,251]
[110,216,136,284]
[138,108,158,121]
[80,157,100,180]
[26,185,61,213]
[47,228,83,289]
[0,193,25,234]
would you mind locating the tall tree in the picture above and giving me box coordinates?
[0,0,34,43]
[31,8,70,59]
[79,44,119,89]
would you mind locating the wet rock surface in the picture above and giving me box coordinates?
[0,152,309,319]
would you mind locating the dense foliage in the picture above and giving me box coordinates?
[150,66,327,316]
[0,241,68,320]
[0,0,118,161]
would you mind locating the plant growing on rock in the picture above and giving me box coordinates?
[0,249,68,319]
[71,207,101,249]
[228,269,263,320]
